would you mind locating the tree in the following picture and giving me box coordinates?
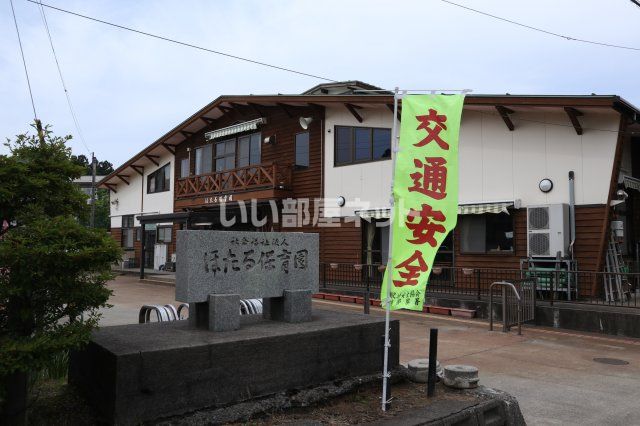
[70,154,114,175]
[0,125,121,424]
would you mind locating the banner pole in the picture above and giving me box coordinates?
[381,87,400,412]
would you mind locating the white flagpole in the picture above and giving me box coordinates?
[381,87,401,411]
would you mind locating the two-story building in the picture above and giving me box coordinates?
[100,82,640,299]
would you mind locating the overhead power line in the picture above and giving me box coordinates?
[440,0,640,52]
[36,0,92,155]
[27,0,337,82]
[631,0,640,9]
[10,0,38,119]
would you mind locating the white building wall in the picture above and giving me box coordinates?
[109,152,174,228]
[324,106,620,217]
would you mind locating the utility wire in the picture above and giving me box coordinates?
[440,0,640,52]
[631,0,640,9]
[36,0,92,156]
[27,0,337,82]
[10,0,38,119]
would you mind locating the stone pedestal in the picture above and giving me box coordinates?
[69,309,400,425]
[263,289,312,323]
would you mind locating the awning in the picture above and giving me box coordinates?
[205,118,266,140]
[356,208,390,219]
[623,175,640,192]
[458,202,513,215]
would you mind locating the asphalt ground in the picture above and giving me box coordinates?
[101,275,640,425]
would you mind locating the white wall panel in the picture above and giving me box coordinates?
[324,105,621,218]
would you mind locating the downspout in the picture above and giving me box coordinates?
[140,168,145,279]
[568,171,576,260]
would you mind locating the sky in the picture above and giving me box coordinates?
[2,0,640,165]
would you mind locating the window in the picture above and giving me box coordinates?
[195,144,213,175]
[157,227,172,243]
[335,126,391,166]
[215,139,236,172]
[194,132,262,176]
[237,133,261,168]
[295,132,310,168]
[147,163,170,193]
[180,158,189,178]
[121,215,135,249]
[460,213,514,253]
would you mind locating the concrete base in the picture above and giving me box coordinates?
[69,308,399,425]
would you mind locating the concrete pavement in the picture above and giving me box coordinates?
[100,275,640,425]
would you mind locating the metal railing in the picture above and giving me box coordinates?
[319,263,640,309]
[488,279,536,335]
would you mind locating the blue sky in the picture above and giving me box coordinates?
[2,0,640,165]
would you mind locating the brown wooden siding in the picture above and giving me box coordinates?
[173,105,323,209]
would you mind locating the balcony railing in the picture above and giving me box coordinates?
[176,162,293,198]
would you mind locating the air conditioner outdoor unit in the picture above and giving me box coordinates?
[527,204,570,257]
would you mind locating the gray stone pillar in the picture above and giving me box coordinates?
[263,289,312,323]
[208,294,240,332]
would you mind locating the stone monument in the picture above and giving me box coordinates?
[176,230,318,331]
[69,230,399,425]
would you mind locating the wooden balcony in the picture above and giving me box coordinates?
[175,162,293,206]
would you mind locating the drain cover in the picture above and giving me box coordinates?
[593,357,629,365]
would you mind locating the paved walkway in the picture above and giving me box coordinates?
[102,275,640,425]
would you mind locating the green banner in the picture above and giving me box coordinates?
[382,94,465,310]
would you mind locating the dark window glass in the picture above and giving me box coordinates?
[249,133,261,164]
[122,215,134,228]
[460,213,514,253]
[295,132,310,167]
[215,139,236,172]
[335,126,391,166]
[354,128,371,161]
[372,128,391,159]
[335,126,352,165]
[121,215,135,249]
[157,227,172,243]
[238,136,250,168]
[180,158,189,178]
[195,144,212,175]
[147,163,170,193]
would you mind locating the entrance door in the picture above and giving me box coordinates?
[144,229,156,269]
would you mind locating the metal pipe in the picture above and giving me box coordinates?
[381,87,400,412]
[569,171,576,261]
[427,328,438,397]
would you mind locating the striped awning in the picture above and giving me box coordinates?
[205,117,266,140]
[623,175,640,192]
[356,208,390,219]
[458,202,513,215]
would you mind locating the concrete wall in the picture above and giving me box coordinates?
[109,152,174,228]
[323,106,621,217]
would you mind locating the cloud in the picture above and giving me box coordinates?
[2,0,639,164]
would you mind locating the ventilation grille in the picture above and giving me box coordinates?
[529,233,550,256]
[528,207,550,230]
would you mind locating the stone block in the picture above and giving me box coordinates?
[176,231,319,303]
[69,309,400,425]
[208,294,240,332]
[263,290,312,323]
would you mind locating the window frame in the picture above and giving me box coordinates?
[179,157,190,178]
[459,212,515,255]
[192,132,262,176]
[147,163,171,194]
[121,215,135,250]
[156,226,172,243]
[334,125,392,167]
[294,131,310,169]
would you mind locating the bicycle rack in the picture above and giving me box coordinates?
[139,299,263,323]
